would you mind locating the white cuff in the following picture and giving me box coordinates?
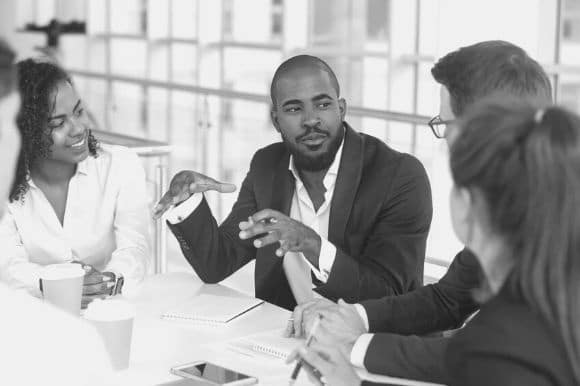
[165,193,203,224]
[350,333,374,369]
[353,303,370,332]
[304,238,336,284]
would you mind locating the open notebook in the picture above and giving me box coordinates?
[162,294,264,324]
[228,329,303,360]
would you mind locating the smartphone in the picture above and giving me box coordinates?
[170,361,258,386]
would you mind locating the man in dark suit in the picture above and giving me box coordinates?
[152,55,432,311]
[288,41,554,384]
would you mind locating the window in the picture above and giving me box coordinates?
[367,0,389,41]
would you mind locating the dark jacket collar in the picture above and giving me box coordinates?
[270,122,364,247]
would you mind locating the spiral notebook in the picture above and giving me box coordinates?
[228,329,303,360]
[162,294,264,324]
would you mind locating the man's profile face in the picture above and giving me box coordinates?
[440,86,458,147]
[0,91,22,218]
[271,66,346,171]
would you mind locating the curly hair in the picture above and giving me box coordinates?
[10,59,99,202]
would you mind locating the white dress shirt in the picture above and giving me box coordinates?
[166,137,345,302]
[0,145,150,295]
[0,283,114,386]
[350,304,372,367]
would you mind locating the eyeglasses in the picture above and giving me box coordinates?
[428,115,455,139]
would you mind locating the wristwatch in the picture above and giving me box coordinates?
[111,273,124,295]
[104,271,124,295]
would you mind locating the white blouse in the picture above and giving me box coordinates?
[0,145,150,295]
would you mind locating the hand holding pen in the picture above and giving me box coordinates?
[287,314,323,385]
[286,313,362,386]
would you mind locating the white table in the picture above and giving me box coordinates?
[112,272,443,386]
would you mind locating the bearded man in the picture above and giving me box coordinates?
[153,55,432,310]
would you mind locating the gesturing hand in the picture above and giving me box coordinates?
[152,170,236,219]
[238,209,321,264]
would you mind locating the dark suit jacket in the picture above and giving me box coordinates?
[359,249,482,384]
[168,123,432,310]
[446,282,577,386]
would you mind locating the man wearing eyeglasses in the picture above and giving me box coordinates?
[288,40,553,384]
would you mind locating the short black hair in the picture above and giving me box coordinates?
[431,40,552,117]
[270,55,340,107]
[0,39,16,100]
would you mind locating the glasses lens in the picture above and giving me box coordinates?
[429,116,446,138]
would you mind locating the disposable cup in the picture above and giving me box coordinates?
[84,298,135,370]
[39,263,85,316]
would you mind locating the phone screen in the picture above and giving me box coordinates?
[179,363,251,383]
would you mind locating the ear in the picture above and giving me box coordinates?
[270,107,281,133]
[338,98,347,121]
[457,187,473,222]
[450,185,474,245]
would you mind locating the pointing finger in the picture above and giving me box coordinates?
[191,180,236,194]
[251,209,282,223]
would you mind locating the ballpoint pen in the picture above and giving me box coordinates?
[289,314,323,385]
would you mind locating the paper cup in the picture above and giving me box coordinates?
[84,298,135,370]
[39,263,85,316]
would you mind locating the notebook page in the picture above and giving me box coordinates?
[162,294,264,323]
[229,329,304,360]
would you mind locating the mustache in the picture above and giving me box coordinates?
[296,127,330,142]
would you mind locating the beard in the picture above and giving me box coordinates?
[282,126,344,172]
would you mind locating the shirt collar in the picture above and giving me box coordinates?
[27,157,90,190]
[76,157,89,176]
[288,125,345,185]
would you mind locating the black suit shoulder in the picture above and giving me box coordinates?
[352,131,431,208]
[358,132,426,177]
[446,286,576,386]
[249,142,287,170]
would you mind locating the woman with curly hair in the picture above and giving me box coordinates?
[0,58,150,306]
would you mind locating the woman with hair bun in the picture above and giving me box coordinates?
[445,98,580,385]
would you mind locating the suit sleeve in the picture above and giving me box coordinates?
[363,334,450,385]
[360,249,482,335]
[448,354,553,386]
[319,155,432,301]
[167,158,259,284]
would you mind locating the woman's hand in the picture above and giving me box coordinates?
[71,261,116,308]
[287,342,362,386]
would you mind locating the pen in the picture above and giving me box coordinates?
[289,314,322,385]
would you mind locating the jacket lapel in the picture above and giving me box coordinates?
[270,150,295,215]
[328,123,364,247]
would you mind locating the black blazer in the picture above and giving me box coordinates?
[358,249,482,384]
[446,282,577,386]
[168,123,432,310]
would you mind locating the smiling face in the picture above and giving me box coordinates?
[270,65,346,171]
[45,80,90,165]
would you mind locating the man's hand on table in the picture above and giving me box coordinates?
[238,209,322,265]
[287,342,362,386]
[288,298,367,356]
[286,298,336,338]
[152,170,237,219]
